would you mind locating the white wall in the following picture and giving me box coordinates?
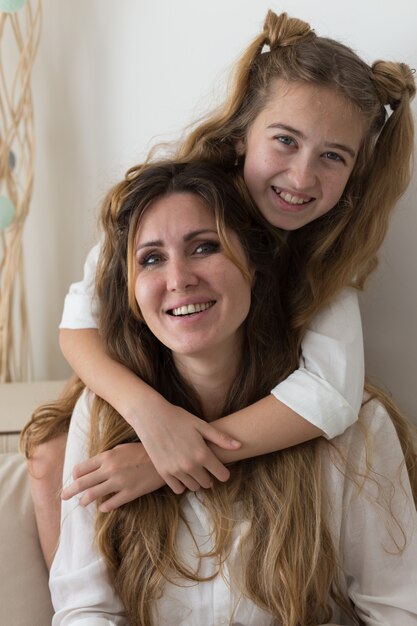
[25,0,417,420]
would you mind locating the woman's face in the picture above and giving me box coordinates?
[238,80,365,231]
[134,192,252,362]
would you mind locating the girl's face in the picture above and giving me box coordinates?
[238,80,365,231]
[134,192,251,363]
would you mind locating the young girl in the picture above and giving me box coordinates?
[49,160,417,625]
[25,10,415,567]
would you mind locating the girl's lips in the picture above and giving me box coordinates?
[270,186,314,212]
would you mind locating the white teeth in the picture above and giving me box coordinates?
[171,302,213,316]
[272,187,310,205]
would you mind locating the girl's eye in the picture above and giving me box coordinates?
[276,135,295,147]
[324,151,345,163]
[194,241,220,255]
[138,251,164,268]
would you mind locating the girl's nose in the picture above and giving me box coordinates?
[166,257,199,291]
[287,154,317,191]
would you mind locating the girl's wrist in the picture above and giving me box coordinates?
[121,386,171,434]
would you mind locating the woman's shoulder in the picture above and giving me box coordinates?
[323,391,414,500]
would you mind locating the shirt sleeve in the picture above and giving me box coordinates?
[49,390,127,626]
[271,287,364,439]
[59,243,101,330]
[337,399,417,624]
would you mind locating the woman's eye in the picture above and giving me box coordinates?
[194,241,220,255]
[324,151,345,163]
[276,135,295,146]
[139,252,163,268]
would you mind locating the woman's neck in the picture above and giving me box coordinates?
[173,337,241,421]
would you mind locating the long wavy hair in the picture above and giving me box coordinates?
[90,162,416,626]
[88,161,344,625]
[175,10,415,338]
[21,161,417,625]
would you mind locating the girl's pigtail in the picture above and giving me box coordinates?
[372,61,416,112]
[349,61,415,287]
[263,10,314,49]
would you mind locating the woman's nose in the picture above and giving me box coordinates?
[166,257,199,291]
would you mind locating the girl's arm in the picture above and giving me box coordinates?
[60,244,241,494]
[211,287,365,461]
[61,244,363,507]
[60,328,241,494]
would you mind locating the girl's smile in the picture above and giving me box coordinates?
[238,80,365,230]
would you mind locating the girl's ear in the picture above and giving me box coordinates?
[235,138,246,156]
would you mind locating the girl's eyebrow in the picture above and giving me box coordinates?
[136,229,218,252]
[267,122,357,158]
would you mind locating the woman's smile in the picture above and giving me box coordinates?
[134,192,252,364]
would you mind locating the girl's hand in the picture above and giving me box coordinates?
[61,442,164,512]
[133,404,241,494]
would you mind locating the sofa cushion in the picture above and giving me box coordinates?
[0,453,54,625]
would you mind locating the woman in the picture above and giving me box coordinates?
[49,161,417,626]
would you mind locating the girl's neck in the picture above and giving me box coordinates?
[173,337,241,421]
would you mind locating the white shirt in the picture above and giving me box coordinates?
[59,244,364,439]
[50,390,417,626]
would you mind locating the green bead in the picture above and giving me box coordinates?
[0,196,16,230]
[0,0,27,13]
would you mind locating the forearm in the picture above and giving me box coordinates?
[59,328,168,430]
[210,395,323,463]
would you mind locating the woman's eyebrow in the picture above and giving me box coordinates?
[136,229,218,251]
[183,228,218,242]
[135,239,162,251]
[267,122,357,158]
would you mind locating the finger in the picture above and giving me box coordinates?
[176,466,213,491]
[204,455,231,483]
[72,456,101,479]
[191,467,213,489]
[173,473,201,492]
[164,475,186,495]
[99,491,131,513]
[78,481,114,507]
[200,424,241,450]
[62,470,104,500]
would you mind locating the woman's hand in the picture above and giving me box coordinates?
[61,442,165,512]
[133,404,241,494]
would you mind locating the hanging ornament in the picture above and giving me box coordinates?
[0,0,28,12]
[8,149,16,170]
[0,195,16,230]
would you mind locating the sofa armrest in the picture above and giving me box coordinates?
[0,380,66,453]
[0,382,65,624]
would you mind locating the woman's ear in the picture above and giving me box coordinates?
[235,138,246,156]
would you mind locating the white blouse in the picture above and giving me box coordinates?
[49,391,417,626]
[59,243,364,439]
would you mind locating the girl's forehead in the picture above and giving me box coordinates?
[252,79,365,145]
[264,79,356,115]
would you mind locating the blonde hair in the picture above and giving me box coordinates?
[89,161,344,624]
[176,10,415,333]
[21,161,417,625]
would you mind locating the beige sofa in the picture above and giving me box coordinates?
[0,381,65,626]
